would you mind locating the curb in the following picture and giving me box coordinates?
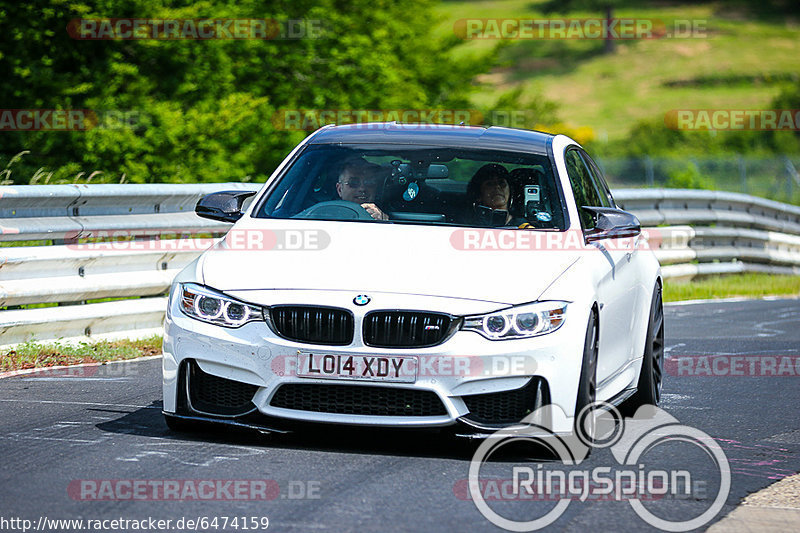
[0,354,163,380]
[708,474,800,532]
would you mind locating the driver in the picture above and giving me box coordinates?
[336,158,389,220]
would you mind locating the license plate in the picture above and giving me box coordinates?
[297,353,417,383]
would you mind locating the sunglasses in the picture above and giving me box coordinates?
[340,177,378,188]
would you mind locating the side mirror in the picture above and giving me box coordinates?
[195,191,257,223]
[583,206,641,242]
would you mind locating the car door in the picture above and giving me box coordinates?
[563,147,640,386]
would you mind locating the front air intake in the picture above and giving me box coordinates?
[187,361,258,416]
[270,383,447,417]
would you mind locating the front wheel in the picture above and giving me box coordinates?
[574,309,598,442]
[624,283,664,414]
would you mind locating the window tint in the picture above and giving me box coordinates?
[564,149,602,229]
[253,144,567,230]
[579,150,614,208]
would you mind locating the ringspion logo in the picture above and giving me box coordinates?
[467,404,730,531]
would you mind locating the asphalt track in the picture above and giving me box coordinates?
[1,298,798,532]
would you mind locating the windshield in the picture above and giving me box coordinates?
[254,144,566,229]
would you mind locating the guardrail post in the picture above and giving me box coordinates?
[785,156,800,203]
[645,156,654,187]
[738,156,747,194]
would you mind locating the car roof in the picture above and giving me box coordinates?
[308,122,553,156]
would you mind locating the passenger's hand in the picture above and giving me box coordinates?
[361,203,388,221]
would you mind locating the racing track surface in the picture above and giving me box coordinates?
[1,298,799,532]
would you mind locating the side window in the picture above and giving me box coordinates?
[579,150,614,208]
[564,148,602,229]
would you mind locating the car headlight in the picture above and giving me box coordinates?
[178,283,263,328]
[461,301,568,340]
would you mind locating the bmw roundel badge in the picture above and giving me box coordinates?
[353,294,371,306]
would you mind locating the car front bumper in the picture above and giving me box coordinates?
[162,287,590,436]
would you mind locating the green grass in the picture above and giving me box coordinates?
[434,1,800,141]
[0,296,158,312]
[663,273,800,302]
[0,335,162,372]
[0,240,53,247]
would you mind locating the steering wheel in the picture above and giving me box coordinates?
[292,200,375,220]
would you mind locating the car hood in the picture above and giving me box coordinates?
[200,218,581,306]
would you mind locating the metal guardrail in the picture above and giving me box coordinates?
[614,189,800,233]
[1,185,799,346]
[614,190,800,280]
[1,183,260,346]
[0,183,259,241]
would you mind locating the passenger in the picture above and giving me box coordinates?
[466,163,524,226]
[336,158,388,220]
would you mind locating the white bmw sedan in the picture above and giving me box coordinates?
[162,123,663,438]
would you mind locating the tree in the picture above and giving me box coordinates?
[541,0,625,54]
[0,0,488,183]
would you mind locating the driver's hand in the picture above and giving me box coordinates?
[361,203,388,221]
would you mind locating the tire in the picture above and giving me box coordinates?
[574,308,598,442]
[623,283,665,415]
